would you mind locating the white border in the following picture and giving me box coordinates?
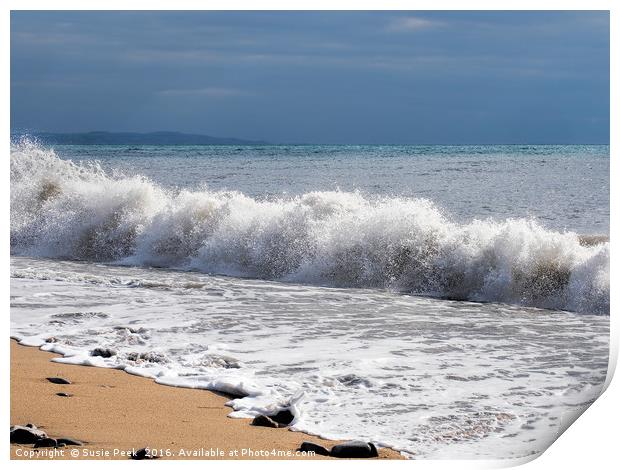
[3,2,616,469]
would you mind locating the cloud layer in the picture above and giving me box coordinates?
[11,11,610,144]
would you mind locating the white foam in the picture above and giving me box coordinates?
[10,258,610,459]
[11,139,609,314]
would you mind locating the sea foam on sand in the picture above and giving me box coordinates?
[11,257,609,459]
[10,139,610,459]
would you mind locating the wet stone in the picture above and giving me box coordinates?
[251,415,284,428]
[330,441,379,458]
[10,425,48,444]
[91,348,116,358]
[269,408,294,425]
[299,441,330,456]
[34,438,59,448]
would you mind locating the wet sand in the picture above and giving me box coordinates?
[10,340,403,460]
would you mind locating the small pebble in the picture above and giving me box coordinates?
[46,377,71,385]
[251,415,284,428]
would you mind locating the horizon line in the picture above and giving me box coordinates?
[10,130,610,147]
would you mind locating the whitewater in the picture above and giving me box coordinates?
[10,139,610,459]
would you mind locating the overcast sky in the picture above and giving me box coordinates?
[10,11,609,144]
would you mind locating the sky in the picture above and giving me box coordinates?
[10,11,610,144]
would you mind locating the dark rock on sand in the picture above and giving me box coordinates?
[56,392,73,397]
[10,424,82,448]
[330,441,379,458]
[299,441,330,456]
[46,377,71,385]
[57,437,83,446]
[34,438,58,448]
[251,415,284,428]
[10,424,48,444]
[130,448,159,460]
[269,408,295,425]
[91,347,116,358]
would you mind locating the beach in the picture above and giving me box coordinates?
[9,8,611,462]
[9,142,610,459]
[10,340,401,460]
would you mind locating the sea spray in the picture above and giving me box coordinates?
[10,139,609,314]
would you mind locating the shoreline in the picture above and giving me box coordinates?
[10,340,403,460]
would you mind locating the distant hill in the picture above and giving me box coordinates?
[22,131,270,146]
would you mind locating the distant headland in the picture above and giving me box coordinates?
[17,131,270,146]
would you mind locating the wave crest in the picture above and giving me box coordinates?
[10,140,609,314]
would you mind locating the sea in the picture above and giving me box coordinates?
[10,139,610,459]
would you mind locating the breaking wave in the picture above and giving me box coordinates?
[10,139,609,314]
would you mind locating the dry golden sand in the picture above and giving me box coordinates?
[10,340,403,460]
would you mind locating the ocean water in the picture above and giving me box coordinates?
[10,139,610,459]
